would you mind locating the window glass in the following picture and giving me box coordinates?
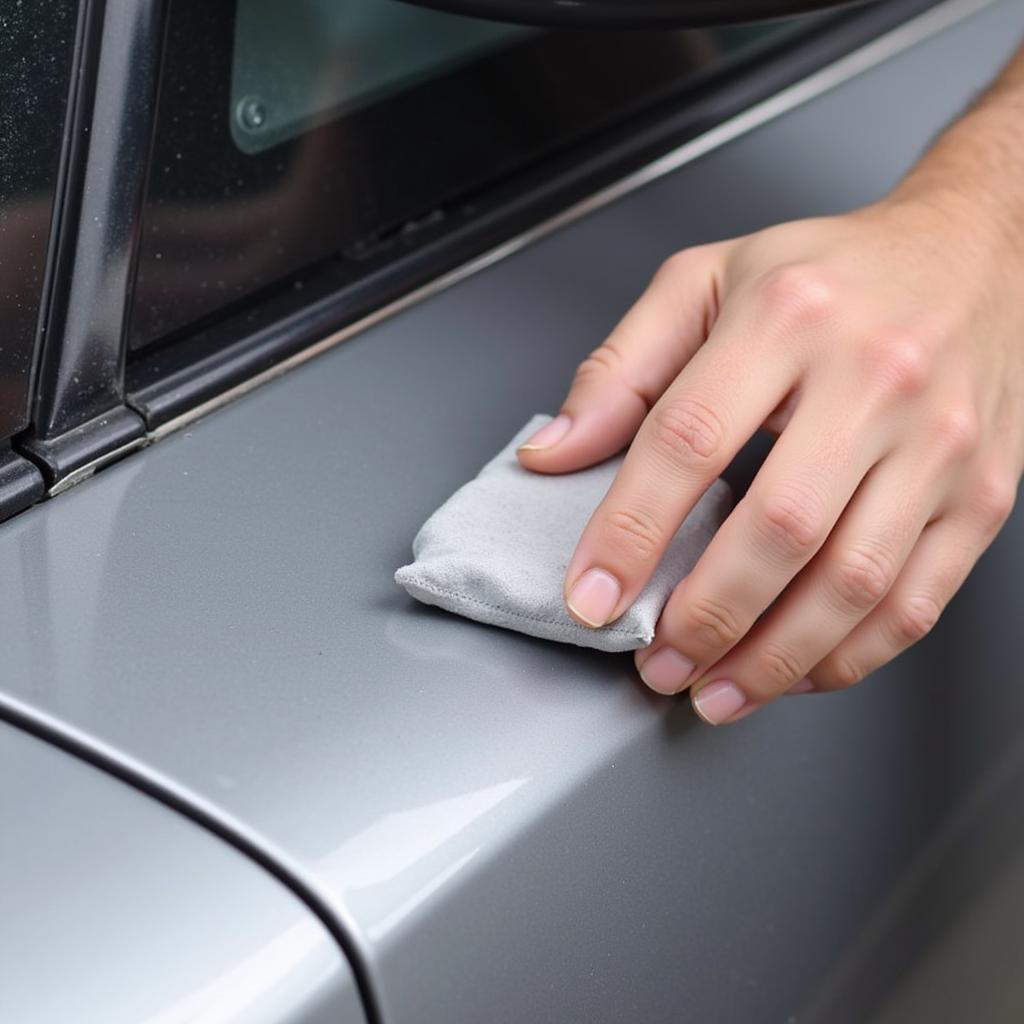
[0,0,78,438]
[130,0,827,351]
[231,0,532,154]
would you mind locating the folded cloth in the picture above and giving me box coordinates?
[395,414,733,653]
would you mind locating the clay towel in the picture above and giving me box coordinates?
[395,414,733,653]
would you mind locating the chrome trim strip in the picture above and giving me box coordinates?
[46,436,149,497]
[151,0,998,442]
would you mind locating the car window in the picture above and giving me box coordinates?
[127,0,818,355]
[0,0,79,441]
[231,0,533,155]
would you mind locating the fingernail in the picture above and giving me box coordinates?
[518,414,571,451]
[638,647,696,695]
[786,677,815,695]
[692,680,748,725]
[567,568,621,628]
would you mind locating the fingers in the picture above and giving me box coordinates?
[517,245,726,475]
[562,289,809,629]
[634,385,889,692]
[685,448,950,723]
[808,468,1016,690]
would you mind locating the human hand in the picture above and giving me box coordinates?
[517,194,1024,723]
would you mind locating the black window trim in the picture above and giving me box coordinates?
[16,0,166,491]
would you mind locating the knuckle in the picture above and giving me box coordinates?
[889,594,943,646]
[656,248,698,281]
[753,481,829,560]
[573,344,622,387]
[973,468,1017,532]
[932,402,979,462]
[683,595,744,652]
[648,397,726,469]
[757,263,837,330]
[757,641,805,691]
[861,329,934,401]
[604,505,664,563]
[831,655,866,689]
[831,542,898,610]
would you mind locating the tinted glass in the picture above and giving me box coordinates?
[231,0,532,155]
[130,0,816,351]
[0,0,78,439]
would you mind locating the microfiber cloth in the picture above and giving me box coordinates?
[395,414,733,653]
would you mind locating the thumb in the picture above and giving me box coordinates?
[517,243,727,475]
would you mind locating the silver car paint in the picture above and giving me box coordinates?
[0,722,365,1024]
[1,1,1024,1021]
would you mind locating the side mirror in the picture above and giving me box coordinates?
[396,0,876,28]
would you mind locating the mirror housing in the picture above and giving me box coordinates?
[398,0,877,28]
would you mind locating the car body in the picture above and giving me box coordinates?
[2,1,1024,1021]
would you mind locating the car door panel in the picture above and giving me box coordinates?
[0,2,1022,1022]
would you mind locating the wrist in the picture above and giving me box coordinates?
[886,97,1024,277]
[880,181,1024,298]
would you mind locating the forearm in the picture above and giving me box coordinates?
[889,39,1024,261]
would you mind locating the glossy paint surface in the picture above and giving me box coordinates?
[0,722,365,1024]
[2,3,1023,1022]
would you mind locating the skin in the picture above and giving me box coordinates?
[517,40,1024,725]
